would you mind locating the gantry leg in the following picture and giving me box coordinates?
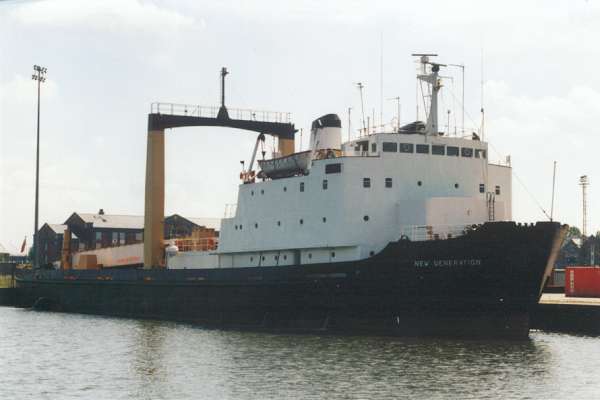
[144,129,165,268]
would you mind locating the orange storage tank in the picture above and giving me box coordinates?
[565,266,600,297]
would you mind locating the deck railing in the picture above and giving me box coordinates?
[223,203,237,218]
[174,238,218,252]
[400,224,474,241]
[150,102,291,124]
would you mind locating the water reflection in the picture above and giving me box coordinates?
[2,308,598,400]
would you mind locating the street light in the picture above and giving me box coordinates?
[31,65,47,268]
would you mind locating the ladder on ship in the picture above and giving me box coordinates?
[486,192,496,222]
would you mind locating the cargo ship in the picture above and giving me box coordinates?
[15,57,566,338]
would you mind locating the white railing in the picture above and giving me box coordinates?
[150,102,291,124]
[400,224,474,241]
[223,203,237,218]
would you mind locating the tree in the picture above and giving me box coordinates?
[567,226,582,240]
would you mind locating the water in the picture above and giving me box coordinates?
[1,308,599,400]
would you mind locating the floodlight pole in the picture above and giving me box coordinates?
[32,65,46,268]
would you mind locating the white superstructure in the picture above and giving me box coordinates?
[167,56,512,269]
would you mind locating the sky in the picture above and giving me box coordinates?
[1,0,599,253]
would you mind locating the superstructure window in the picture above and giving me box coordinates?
[495,185,501,195]
[400,143,414,153]
[385,178,393,188]
[382,142,398,152]
[475,149,487,159]
[432,145,445,155]
[447,146,459,156]
[300,182,305,192]
[461,147,473,157]
[479,184,485,193]
[416,144,430,154]
[371,143,377,153]
[363,178,371,188]
[322,179,328,190]
[325,163,342,174]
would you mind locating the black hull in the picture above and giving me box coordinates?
[15,222,566,339]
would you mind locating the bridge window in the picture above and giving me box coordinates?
[322,179,328,190]
[461,147,473,157]
[325,163,342,174]
[385,178,393,188]
[371,143,377,153]
[447,146,459,156]
[475,149,487,159]
[495,185,501,195]
[400,143,414,153]
[382,142,397,152]
[479,184,485,193]
[363,178,371,188]
[416,144,429,154]
[300,182,305,192]
[432,145,445,155]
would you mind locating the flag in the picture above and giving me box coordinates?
[20,236,26,253]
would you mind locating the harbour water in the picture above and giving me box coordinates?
[1,307,599,400]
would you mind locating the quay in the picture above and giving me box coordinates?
[532,293,600,335]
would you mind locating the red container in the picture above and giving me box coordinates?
[565,266,600,297]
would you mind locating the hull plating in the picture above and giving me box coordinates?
[15,222,565,339]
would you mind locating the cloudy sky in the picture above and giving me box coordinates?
[1,0,598,252]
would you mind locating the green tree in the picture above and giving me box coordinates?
[567,226,582,240]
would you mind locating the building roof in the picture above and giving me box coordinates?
[73,213,145,230]
[187,217,221,230]
[0,242,7,254]
[67,212,221,231]
[48,224,68,234]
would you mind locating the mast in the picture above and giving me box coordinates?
[413,54,445,136]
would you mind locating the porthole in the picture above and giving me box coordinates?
[454,183,459,189]
[363,215,369,222]
[417,181,422,186]
[322,217,327,223]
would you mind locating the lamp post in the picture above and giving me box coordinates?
[31,65,47,268]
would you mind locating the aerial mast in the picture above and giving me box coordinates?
[356,82,366,136]
[580,175,589,237]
